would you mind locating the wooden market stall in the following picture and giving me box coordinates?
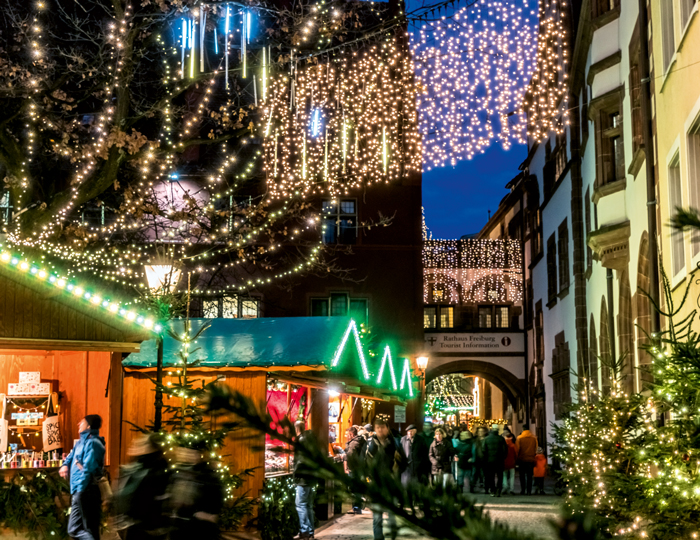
[121,316,416,510]
[0,253,153,480]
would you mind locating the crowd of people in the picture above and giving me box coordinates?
[293,419,547,540]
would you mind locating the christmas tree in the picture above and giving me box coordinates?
[554,265,700,540]
[153,318,256,530]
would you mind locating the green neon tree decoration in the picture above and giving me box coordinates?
[399,358,414,397]
[376,345,398,390]
[331,319,370,380]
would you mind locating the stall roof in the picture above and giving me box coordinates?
[123,317,355,370]
[0,252,152,351]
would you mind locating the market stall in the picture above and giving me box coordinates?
[122,316,418,500]
[0,251,154,538]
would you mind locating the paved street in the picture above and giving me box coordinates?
[316,493,561,540]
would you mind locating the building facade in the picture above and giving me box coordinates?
[505,0,663,448]
[651,0,700,324]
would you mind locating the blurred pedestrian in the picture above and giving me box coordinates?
[114,433,170,540]
[454,430,474,494]
[483,425,507,497]
[60,414,105,540]
[366,418,406,540]
[293,420,316,539]
[400,424,428,487]
[419,422,434,447]
[472,426,487,492]
[534,447,547,495]
[169,442,224,540]
[516,424,538,495]
[344,426,367,515]
[428,428,454,488]
[502,433,517,495]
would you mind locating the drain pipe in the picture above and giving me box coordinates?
[638,0,661,332]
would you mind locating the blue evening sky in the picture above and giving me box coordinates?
[406,0,532,239]
[422,144,526,239]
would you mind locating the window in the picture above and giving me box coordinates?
[311,294,367,325]
[535,301,544,363]
[554,130,567,180]
[688,115,700,257]
[477,305,510,329]
[629,23,643,155]
[585,188,592,269]
[424,307,437,329]
[240,298,260,318]
[202,296,259,318]
[322,199,357,244]
[543,141,555,197]
[495,306,510,328]
[478,306,493,328]
[424,305,454,329]
[547,234,558,303]
[550,331,571,419]
[668,153,686,276]
[681,0,697,31]
[439,306,454,328]
[661,0,676,72]
[330,293,348,316]
[591,0,619,19]
[532,208,543,259]
[558,220,570,291]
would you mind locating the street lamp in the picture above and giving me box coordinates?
[416,356,429,426]
[144,264,182,293]
[144,260,181,431]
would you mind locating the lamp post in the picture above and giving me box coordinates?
[144,263,181,431]
[416,356,429,426]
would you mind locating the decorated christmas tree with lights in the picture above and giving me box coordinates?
[153,318,255,530]
[554,266,700,540]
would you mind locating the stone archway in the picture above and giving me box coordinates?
[426,359,526,408]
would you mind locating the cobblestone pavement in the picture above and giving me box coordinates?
[315,493,561,540]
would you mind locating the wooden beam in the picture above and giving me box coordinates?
[108,352,124,480]
[0,338,142,353]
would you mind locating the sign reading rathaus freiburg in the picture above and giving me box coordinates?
[424,333,524,354]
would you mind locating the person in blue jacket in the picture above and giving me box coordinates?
[59,414,106,540]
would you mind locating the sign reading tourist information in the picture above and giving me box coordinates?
[424,333,524,354]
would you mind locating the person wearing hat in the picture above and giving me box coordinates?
[399,424,429,488]
[60,414,106,540]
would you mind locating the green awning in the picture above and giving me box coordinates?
[122,316,416,397]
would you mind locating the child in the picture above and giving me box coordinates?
[533,447,547,495]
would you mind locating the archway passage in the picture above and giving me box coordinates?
[426,359,526,410]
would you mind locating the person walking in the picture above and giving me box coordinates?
[428,428,454,488]
[454,430,474,494]
[400,424,428,487]
[60,414,105,540]
[472,426,487,492]
[515,424,538,495]
[482,425,507,497]
[344,426,367,514]
[502,433,517,495]
[113,434,171,540]
[293,420,316,540]
[366,418,405,540]
[533,447,547,495]
[169,442,224,540]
